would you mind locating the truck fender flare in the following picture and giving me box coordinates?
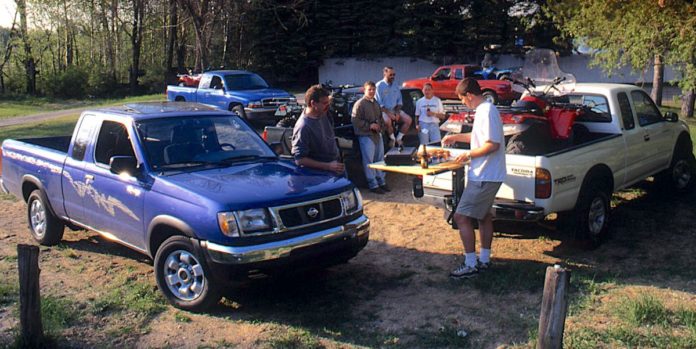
[577,164,614,204]
[21,174,44,202]
[147,215,196,257]
[21,174,62,221]
[669,132,693,162]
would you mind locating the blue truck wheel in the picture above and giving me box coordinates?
[154,235,221,311]
[27,190,64,246]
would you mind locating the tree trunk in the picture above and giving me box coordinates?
[682,89,695,118]
[16,0,37,95]
[166,0,177,70]
[98,1,116,80]
[651,53,664,106]
[129,0,144,94]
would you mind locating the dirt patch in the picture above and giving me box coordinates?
[0,174,695,348]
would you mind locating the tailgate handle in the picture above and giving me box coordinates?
[643,134,650,141]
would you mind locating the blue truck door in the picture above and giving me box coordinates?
[197,74,229,110]
[82,120,147,250]
[61,115,100,224]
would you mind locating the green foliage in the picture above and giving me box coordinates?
[261,327,324,349]
[91,276,166,317]
[43,66,89,99]
[41,295,79,335]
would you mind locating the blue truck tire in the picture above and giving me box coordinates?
[154,235,222,311]
[27,189,65,246]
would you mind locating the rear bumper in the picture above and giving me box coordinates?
[492,199,545,221]
[201,215,370,275]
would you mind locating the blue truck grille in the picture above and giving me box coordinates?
[278,198,342,229]
[262,97,292,108]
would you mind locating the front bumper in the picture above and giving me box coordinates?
[245,107,279,123]
[202,215,370,265]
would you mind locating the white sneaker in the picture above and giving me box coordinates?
[449,262,478,279]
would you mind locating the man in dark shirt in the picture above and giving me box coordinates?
[291,84,345,173]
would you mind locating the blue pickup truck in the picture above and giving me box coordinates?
[1,102,369,311]
[166,70,295,125]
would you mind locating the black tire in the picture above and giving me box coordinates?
[231,104,247,120]
[154,235,221,312]
[276,116,296,128]
[506,133,527,155]
[657,144,695,194]
[571,185,610,247]
[27,190,65,246]
[482,90,498,104]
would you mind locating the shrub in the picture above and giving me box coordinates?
[44,66,89,99]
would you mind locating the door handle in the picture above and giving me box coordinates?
[643,134,650,141]
[84,174,94,183]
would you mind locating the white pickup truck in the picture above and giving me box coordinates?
[423,83,694,244]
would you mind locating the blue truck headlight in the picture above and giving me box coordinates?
[237,208,273,233]
[341,188,361,213]
[247,101,263,108]
[217,212,240,237]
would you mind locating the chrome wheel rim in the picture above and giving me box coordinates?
[672,159,691,189]
[30,199,46,239]
[588,196,606,235]
[163,250,205,301]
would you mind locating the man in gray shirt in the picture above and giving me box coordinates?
[291,84,345,174]
[352,81,390,194]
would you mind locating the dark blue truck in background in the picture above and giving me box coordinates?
[1,102,369,311]
[166,70,295,125]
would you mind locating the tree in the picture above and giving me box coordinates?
[16,0,37,95]
[547,0,686,106]
[669,1,696,118]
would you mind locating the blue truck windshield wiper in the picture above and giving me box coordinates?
[219,155,276,164]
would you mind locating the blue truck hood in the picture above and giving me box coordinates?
[153,161,352,210]
[228,89,291,102]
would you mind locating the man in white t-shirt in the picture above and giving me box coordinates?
[415,83,445,145]
[441,78,506,279]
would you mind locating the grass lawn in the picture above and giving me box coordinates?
[0,94,165,120]
[0,114,79,143]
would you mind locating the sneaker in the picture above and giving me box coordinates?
[379,184,391,192]
[449,262,478,279]
[476,259,491,271]
[369,187,386,194]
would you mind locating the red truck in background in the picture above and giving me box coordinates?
[402,64,518,104]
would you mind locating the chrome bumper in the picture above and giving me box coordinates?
[202,215,370,264]
[493,201,545,221]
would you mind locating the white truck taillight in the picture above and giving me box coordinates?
[535,168,552,199]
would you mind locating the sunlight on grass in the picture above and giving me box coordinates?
[0,94,164,119]
[0,114,79,143]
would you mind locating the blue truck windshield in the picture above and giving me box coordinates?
[224,74,269,90]
[135,115,276,170]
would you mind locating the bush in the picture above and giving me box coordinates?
[87,68,121,98]
[44,66,89,99]
[140,65,168,94]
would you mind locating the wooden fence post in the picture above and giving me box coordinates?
[18,244,43,346]
[537,265,570,349]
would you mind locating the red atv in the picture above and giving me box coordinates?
[440,49,592,155]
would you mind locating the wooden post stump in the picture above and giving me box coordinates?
[18,244,43,346]
[537,265,570,349]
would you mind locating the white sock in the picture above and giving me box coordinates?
[464,253,477,268]
[396,133,404,142]
[479,248,491,263]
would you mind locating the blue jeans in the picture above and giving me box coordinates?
[358,135,385,189]
[418,122,442,145]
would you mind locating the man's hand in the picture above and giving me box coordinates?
[326,161,345,173]
[441,134,457,146]
[388,111,398,121]
[369,122,381,132]
[454,152,470,164]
